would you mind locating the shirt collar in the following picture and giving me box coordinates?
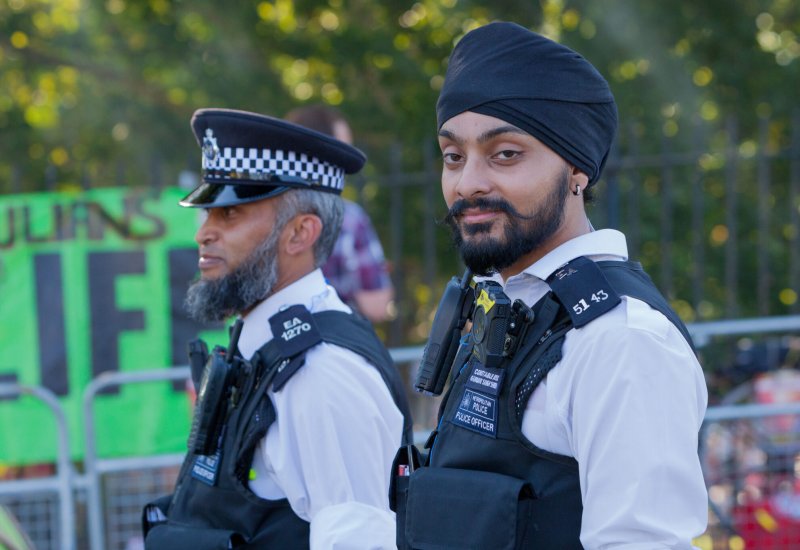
[238,269,331,359]
[505,228,629,285]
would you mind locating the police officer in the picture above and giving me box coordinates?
[143,108,412,549]
[396,22,708,549]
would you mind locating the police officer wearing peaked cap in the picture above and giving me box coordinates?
[395,22,708,549]
[143,108,412,550]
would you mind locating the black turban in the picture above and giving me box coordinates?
[436,21,618,187]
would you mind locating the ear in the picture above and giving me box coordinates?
[282,213,323,257]
[570,165,590,190]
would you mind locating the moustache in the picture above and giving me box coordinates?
[443,197,536,226]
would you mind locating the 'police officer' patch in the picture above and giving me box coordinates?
[191,447,222,486]
[451,388,498,438]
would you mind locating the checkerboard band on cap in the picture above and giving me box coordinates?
[202,146,345,192]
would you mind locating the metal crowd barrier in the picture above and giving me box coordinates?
[699,401,800,548]
[0,383,75,550]
[3,315,800,549]
[82,367,190,550]
[77,351,427,550]
[689,314,800,348]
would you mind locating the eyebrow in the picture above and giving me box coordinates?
[438,124,529,145]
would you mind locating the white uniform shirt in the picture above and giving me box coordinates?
[237,269,404,550]
[489,229,708,549]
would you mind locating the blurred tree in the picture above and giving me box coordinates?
[1,0,798,341]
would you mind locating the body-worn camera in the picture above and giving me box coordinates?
[471,281,534,368]
[187,320,244,456]
[187,339,209,394]
[471,281,511,368]
[187,347,235,455]
[414,271,535,396]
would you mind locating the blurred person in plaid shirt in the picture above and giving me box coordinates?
[285,104,395,323]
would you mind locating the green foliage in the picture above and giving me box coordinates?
[1,0,799,353]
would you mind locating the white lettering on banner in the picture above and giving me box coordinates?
[471,416,494,431]
[457,390,495,419]
[470,375,498,389]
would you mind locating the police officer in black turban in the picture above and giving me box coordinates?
[394,21,708,549]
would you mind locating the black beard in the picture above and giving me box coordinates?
[184,230,281,323]
[443,171,569,276]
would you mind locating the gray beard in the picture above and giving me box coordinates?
[184,229,281,324]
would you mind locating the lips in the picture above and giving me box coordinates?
[459,208,499,224]
[198,252,224,271]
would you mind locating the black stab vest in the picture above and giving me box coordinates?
[144,310,412,550]
[403,260,693,550]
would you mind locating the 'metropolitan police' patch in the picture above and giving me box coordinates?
[452,387,498,438]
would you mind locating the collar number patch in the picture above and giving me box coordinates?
[268,304,322,358]
[547,256,621,328]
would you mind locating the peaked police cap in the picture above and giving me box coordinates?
[180,108,367,208]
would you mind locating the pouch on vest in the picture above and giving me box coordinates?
[403,467,534,550]
[145,523,245,550]
[389,444,423,548]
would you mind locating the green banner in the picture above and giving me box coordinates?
[0,187,226,465]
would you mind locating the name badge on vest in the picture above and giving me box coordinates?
[451,360,501,438]
[191,446,222,486]
[547,256,621,328]
[465,361,505,397]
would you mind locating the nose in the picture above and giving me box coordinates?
[454,157,492,199]
[194,211,217,246]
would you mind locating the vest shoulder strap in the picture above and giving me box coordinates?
[253,308,413,444]
[313,310,396,369]
[597,260,695,351]
[547,256,622,328]
[512,259,695,417]
[314,310,415,445]
[254,308,391,387]
[544,257,694,350]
